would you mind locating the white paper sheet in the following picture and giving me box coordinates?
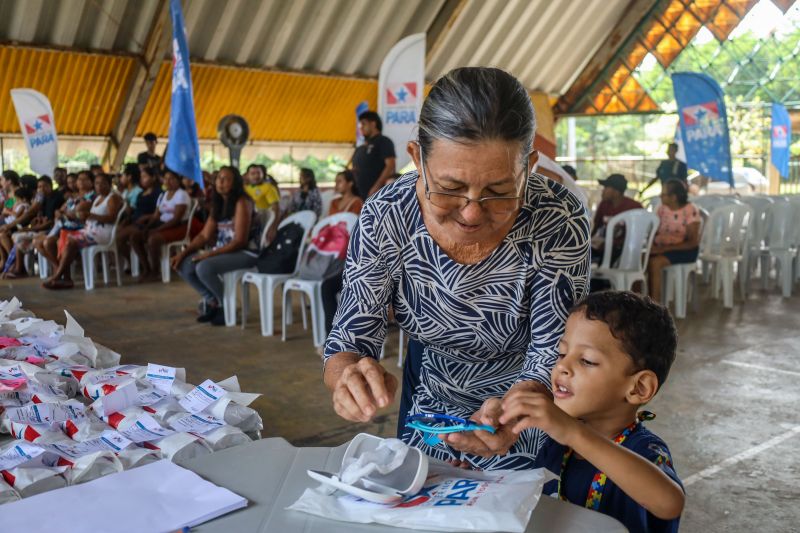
[1,460,247,532]
[179,379,227,414]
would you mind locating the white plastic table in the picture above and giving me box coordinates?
[183,437,627,533]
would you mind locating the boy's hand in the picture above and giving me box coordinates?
[499,391,579,446]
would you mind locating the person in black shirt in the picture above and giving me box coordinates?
[116,166,163,277]
[137,132,163,170]
[641,143,688,196]
[351,111,396,200]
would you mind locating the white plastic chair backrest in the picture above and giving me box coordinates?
[107,202,127,243]
[600,209,659,272]
[311,212,359,239]
[319,190,337,217]
[278,210,317,274]
[700,204,752,257]
[766,202,800,249]
[738,196,773,248]
[691,195,725,213]
[256,208,277,249]
[180,199,199,241]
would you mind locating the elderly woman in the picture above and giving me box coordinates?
[323,67,590,470]
[647,179,701,302]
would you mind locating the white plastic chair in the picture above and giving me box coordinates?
[219,208,277,327]
[738,196,773,284]
[760,200,799,297]
[662,208,707,319]
[320,190,337,217]
[698,204,752,308]
[160,200,199,283]
[281,212,359,347]
[81,207,126,290]
[240,211,317,336]
[36,251,50,279]
[592,209,659,293]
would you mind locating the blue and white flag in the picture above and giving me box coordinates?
[165,0,203,188]
[771,103,791,179]
[10,89,58,176]
[672,72,733,186]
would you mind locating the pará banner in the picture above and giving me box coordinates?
[378,33,425,170]
[672,72,733,186]
[770,103,791,179]
[10,89,58,176]
[165,0,203,188]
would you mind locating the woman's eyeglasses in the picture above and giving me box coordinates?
[419,149,526,215]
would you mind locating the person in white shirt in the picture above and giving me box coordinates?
[139,169,193,282]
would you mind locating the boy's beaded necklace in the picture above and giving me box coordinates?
[557,411,655,511]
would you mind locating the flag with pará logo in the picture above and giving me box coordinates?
[10,89,58,176]
[165,0,203,188]
[672,72,733,186]
[771,103,791,179]
[378,33,425,170]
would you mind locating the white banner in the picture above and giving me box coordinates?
[378,33,425,170]
[10,89,58,176]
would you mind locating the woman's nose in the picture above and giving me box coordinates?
[459,200,485,223]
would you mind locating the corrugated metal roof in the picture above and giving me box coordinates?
[137,62,378,143]
[0,0,631,93]
[0,46,136,135]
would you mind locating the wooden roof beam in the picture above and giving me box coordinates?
[107,0,170,170]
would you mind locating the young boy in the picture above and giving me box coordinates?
[500,291,684,532]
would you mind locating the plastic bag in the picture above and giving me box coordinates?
[289,464,552,533]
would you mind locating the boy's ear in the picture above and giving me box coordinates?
[626,370,659,405]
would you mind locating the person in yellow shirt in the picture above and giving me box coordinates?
[244,163,279,210]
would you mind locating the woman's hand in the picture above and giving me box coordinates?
[170,251,187,271]
[441,398,519,458]
[191,251,212,263]
[331,357,398,423]
[499,390,580,446]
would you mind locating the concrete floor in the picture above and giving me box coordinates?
[2,275,799,532]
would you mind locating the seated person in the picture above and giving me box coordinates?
[329,170,363,216]
[43,173,122,289]
[119,163,143,213]
[138,169,194,282]
[116,166,162,274]
[287,168,322,217]
[0,176,65,278]
[244,163,280,210]
[591,174,642,264]
[647,179,701,302]
[35,170,96,269]
[171,166,261,326]
[0,187,34,268]
[0,170,21,215]
[501,291,684,533]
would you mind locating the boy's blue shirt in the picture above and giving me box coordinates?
[534,424,683,533]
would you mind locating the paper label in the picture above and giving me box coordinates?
[0,442,45,470]
[84,372,123,386]
[168,413,226,435]
[178,379,227,414]
[45,430,132,459]
[137,388,167,407]
[118,414,174,443]
[91,382,138,417]
[145,363,176,393]
[6,403,85,424]
[0,365,24,379]
[24,381,69,400]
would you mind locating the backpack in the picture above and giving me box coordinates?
[256,222,305,274]
[297,221,350,281]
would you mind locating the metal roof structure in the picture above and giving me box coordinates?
[0,0,788,166]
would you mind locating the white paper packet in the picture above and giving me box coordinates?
[199,425,252,452]
[0,475,20,504]
[143,432,212,466]
[2,467,68,498]
[289,466,553,533]
[116,446,162,470]
[64,450,124,485]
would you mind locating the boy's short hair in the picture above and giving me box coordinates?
[570,291,677,388]
[144,132,157,142]
[358,110,383,131]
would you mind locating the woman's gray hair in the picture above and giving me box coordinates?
[418,67,536,164]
